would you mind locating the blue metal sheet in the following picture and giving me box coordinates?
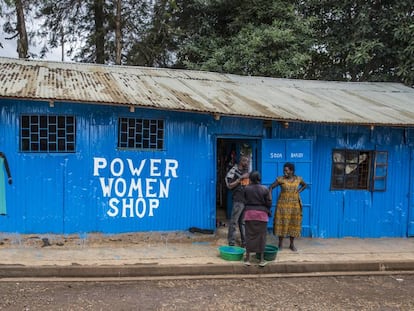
[0,98,413,238]
[0,99,265,234]
[286,140,312,162]
[275,122,411,238]
[260,139,312,237]
[409,149,414,236]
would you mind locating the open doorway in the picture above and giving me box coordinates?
[216,138,257,225]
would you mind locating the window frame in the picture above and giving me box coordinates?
[20,114,76,153]
[371,151,388,192]
[117,117,165,151]
[330,149,388,192]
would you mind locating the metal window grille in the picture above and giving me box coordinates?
[20,115,76,153]
[331,149,372,190]
[118,117,164,150]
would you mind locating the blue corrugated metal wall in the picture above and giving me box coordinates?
[0,99,263,234]
[273,122,411,238]
[409,148,414,236]
[260,139,313,237]
[0,98,412,237]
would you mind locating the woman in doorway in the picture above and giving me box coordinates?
[269,162,307,251]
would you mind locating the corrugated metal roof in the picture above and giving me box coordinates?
[0,57,413,126]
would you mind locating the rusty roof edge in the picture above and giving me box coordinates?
[1,57,414,127]
[2,95,413,128]
[0,57,233,83]
[3,57,413,91]
[225,73,414,92]
[0,57,414,93]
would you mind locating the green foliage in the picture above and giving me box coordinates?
[300,0,414,85]
[35,0,151,63]
[0,0,40,58]
[183,23,310,77]
[0,0,412,85]
[394,21,414,86]
[173,0,315,78]
[126,0,177,67]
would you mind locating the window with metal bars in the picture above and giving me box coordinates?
[331,149,388,191]
[118,117,164,150]
[20,115,76,153]
[331,149,371,190]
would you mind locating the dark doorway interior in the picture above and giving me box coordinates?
[216,138,257,225]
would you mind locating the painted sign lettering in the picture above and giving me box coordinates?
[93,157,179,218]
[270,152,283,159]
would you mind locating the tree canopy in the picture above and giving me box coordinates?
[300,0,414,85]
[0,0,412,85]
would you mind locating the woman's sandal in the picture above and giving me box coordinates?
[259,261,268,267]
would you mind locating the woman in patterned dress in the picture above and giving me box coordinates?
[269,162,307,251]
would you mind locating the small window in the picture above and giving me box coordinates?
[20,115,76,153]
[331,150,372,190]
[118,117,164,150]
[331,149,388,191]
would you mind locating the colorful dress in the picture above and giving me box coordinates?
[273,176,304,237]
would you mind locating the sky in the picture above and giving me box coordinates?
[0,33,63,61]
[0,34,16,58]
[0,14,63,62]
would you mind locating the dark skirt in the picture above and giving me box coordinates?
[245,220,267,253]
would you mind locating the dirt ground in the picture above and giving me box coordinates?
[0,228,225,249]
[0,274,413,310]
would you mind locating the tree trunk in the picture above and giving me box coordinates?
[61,25,65,62]
[94,0,105,63]
[115,0,122,65]
[15,0,28,58]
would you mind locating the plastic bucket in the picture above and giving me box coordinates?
[255,244,278,261]
[218,245,245,261]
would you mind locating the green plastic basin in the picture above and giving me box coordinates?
[218,245,245,261]
[255,244,279,261]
